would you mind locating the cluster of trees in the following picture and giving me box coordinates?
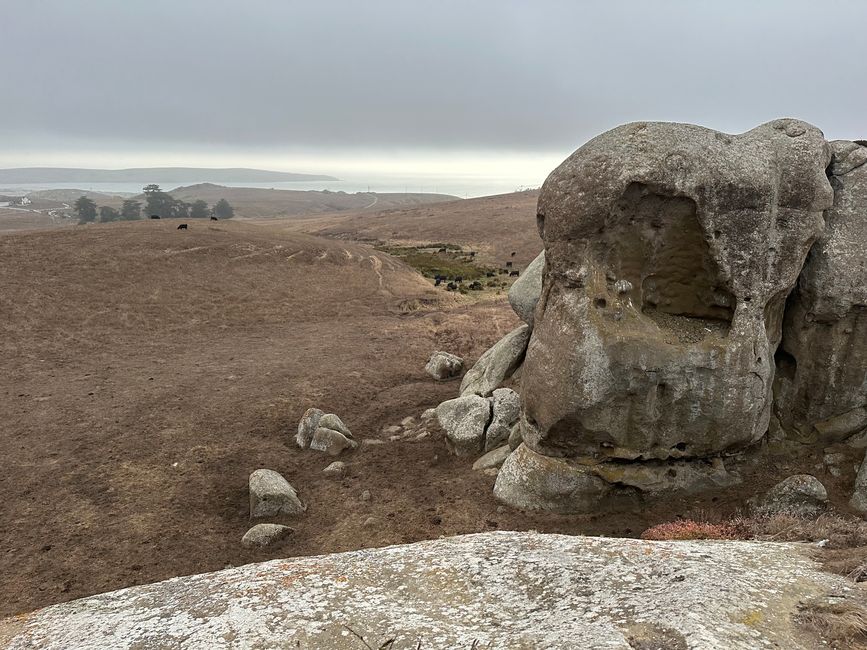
[74,184,234,224]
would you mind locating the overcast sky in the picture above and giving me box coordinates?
[2,0,866,180]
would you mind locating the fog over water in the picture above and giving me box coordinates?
[2,0,866,192]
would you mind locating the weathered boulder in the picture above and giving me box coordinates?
[249,469,306,519]
[754,475,828,518]
[508,421,523,450]
[508,119,833,511]
[508,251,545,327]
[472,444,511,471]
[774,142,867,442]
[318,413,353,439]
[241,523,293,549]
[295,407,323,448]
[424,351,464,380]
[850,452,867,515]
[7,531,859,649]
[310,427,357,456]
[435,394,491,456]
[460,324,530,397]
[321,461,347,477]
[485,388,520,451]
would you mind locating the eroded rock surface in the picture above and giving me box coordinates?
[500,119,835,512]
[435,394,491,456]
[2,531,859,649]
[775,140,867,442]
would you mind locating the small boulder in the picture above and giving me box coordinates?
[460,325,531,397]
[755,475,828,517]
[296,408,324,448]
[249,469,306,519]
[472,445,511,471]
[322,461,347,477]
[319,413,353,439]
[310,427,358,456]
[850,452,867,515]
[420,408,437,422]
[485,388,520,451]
[241,523,293,548]
[508,251,544,327]
[436,394,492,456]
[425,351,464,380]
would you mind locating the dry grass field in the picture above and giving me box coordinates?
[1,215,864,621]
[279,190,543,268]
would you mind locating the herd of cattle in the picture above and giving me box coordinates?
[433,256,521,292]
[148,214,219,229]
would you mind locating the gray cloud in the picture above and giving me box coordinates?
[2,0,866,160]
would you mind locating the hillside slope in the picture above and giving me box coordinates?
[0,220,522,616]
[282,189,542,267]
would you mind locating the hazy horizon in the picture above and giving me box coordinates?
[3,0,866,186]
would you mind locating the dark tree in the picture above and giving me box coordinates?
[99,206,121,222]
[213,198,234,219]
[189,199,210,219]
[144,185,176,219]
[74,196,97,224]
[120,199,142,221]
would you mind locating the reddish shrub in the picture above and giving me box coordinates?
[640,519,748,541]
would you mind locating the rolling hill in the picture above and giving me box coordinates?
[0,167,338,183]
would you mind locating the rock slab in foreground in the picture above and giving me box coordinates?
[1,531,859,649]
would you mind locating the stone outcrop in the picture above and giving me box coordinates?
[497,119,838,513]
[508,251,545,327]
[3,531,860,649]
[459,324,530,397]
[424,351,464,380]
[249,469,306,519]
[774,140,867,443]
[295,407,324,448]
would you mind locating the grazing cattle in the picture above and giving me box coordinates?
[511,251,516,257]
[435,276,443,286]
[486,272,496,278]
[468,281,483,290]
[210,216,218,221]
[446,282,458,291]
[469,252,476,257]
[509,270,520,277]
[455,276,463,283]
[177,224,188,230]
[506,261,513,268]
[150,215,160,220]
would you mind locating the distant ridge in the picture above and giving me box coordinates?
[0,167,339,184]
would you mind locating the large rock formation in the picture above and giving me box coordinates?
[497,119,839,512]
[774,140,867,443]
[2,531,860,649]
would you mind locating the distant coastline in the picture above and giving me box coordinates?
[0,167,339,184]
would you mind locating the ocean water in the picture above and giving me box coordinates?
[0,174,541,199]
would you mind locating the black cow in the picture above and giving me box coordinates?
[468,252,476,257]
[438,247,447,253]
[511,251,516,257]
[210,216,218,221]
[509,270,520,277]
[446,281,458,291]
[468,281,483,290]
[505,261,513,268]
[455,276,463,283]
[150,215,160,220]
[435,276,443,286]
[177,224,188,230]
[486,271,495,278]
